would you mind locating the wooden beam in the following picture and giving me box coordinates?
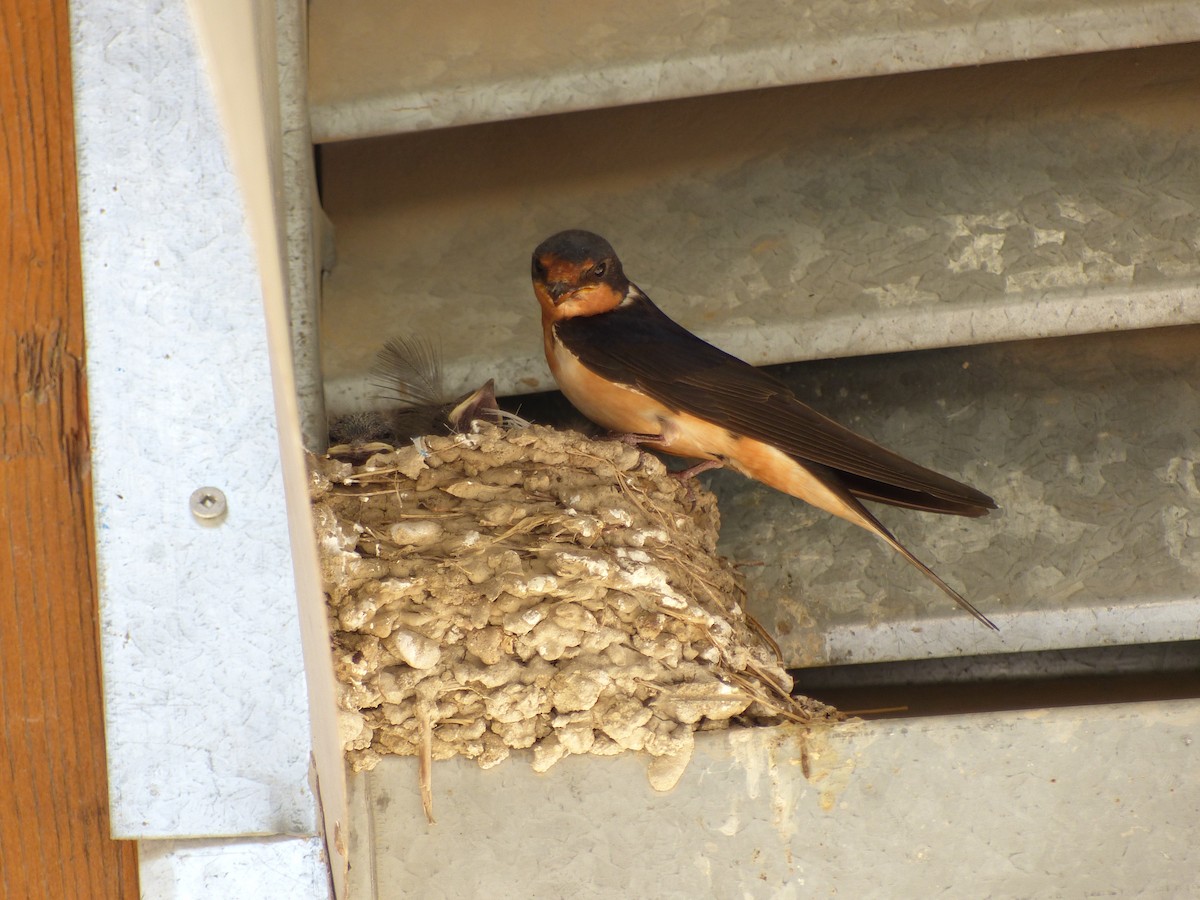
[0,0,140,895]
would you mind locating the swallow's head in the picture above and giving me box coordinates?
[532,229,628,319]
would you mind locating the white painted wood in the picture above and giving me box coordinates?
[309,0,1200,142]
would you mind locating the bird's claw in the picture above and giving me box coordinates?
[670,459,724,504]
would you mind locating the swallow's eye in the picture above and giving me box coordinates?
[592,262,607,278]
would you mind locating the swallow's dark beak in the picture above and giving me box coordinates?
[546,281,571,302]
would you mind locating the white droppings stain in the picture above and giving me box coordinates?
[523,575,558,594]
[727,730,767,802]
[554,551,617,580]
[616,548,652,564]
[628,527,669,547]
[602,507,632,527]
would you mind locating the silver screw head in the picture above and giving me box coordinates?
[189,487,228,521]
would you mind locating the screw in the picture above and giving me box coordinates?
[189,487,227,522]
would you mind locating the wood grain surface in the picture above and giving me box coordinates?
[0,0,140,895]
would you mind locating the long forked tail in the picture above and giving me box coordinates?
[687,439,997,628]
[843,491,998,631]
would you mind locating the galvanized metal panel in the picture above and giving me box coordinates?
[713,327,1200,666]
[72,0,318,838]
[139,836,331,899]
[317,48,1200,411]
[347,700,1200,898]
[309,0,1200,141]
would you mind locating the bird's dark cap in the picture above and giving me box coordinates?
[533,230,619,266]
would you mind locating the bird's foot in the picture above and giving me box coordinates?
[670,459,724,503]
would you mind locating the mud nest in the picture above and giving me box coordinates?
[312,423,836,792]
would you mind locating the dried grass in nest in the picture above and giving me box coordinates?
[311,423,837,808]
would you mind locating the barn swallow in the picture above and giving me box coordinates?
[531,229,998,629]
